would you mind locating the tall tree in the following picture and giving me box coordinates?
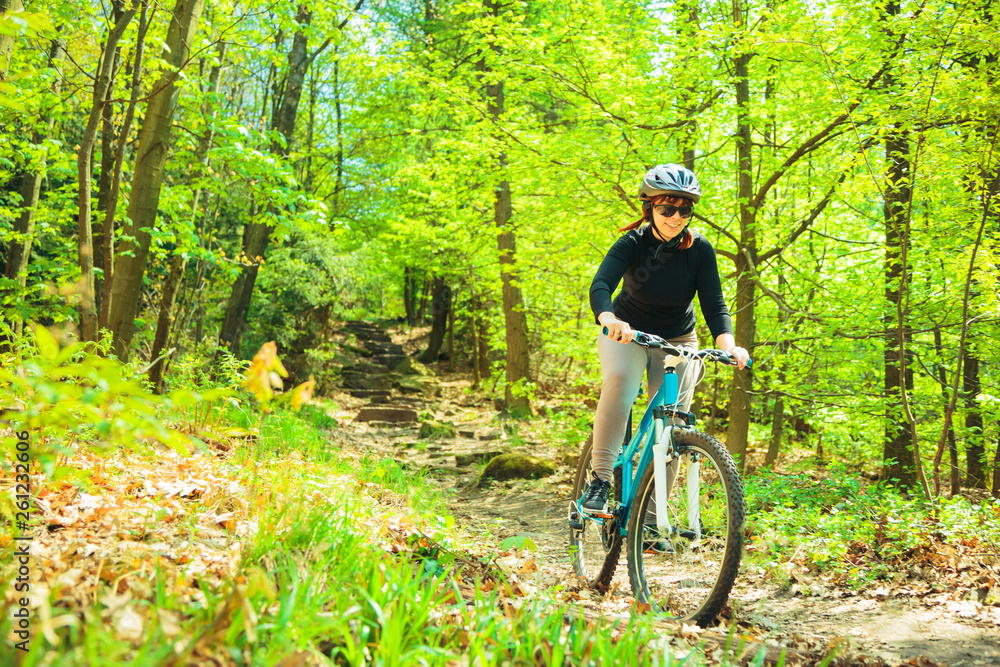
[963,344,986,489]
[724,0,756,469]
[5,36,65,335]
[481,0,531,417]
[218,5,312,356]
[106,0,206,359]
[149,41,227,392]
[880,0,915,488]
[77,5,137,342]
[98,0,151,330]
[93,0,128,313]
[932,323,961,496]
[0,0,23,81]
[419,276,450,363]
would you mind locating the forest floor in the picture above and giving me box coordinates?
[327,322,1000,667]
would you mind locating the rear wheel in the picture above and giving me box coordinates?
[569,433,622,591]
[625,429,744,625]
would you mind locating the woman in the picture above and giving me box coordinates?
[582,163,749,513]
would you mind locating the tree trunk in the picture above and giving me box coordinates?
[932,324,961,496]
[482,0,530,417]
[725,26,755,471]
[403,266,417,327]
[882,123,915,487]
[678,0,698,170]
[478,304,491,381]
[419,277,450,362]
[417,278,431,322]
[765,393,784,468]
[148,40,224,390]
[470,308,481,387]
[5,37,65,334]
[764,270,788,468]
[709,373,719,433]
[495,173,532,418]
[0,0,24,80]
[479,317,491,381]
[219,5,310,356]
[333,45,344,210]
[447,293,455,371]
[881,1,915,487]
[469,285,490,388]
[992,434,999,499]
[106,0,206,359]
[94,0,127,314]
[78,6,137,342]
[963,346,986,489]
[148,254,185,392]
[99,0,150,330]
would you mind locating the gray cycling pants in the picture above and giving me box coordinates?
[591,329,700,483]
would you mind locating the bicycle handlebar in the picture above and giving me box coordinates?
[601,327,752,369]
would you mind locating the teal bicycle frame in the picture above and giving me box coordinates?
[598,367,687,537]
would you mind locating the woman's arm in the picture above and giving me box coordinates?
[589,234,636,325]
[695,239,749,368]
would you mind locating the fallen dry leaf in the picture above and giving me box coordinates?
[115,606,144,643]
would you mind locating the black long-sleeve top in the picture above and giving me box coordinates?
[589,225,734,341]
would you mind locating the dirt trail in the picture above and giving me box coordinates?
[328,323,1000,666]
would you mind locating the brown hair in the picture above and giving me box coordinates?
[618,194,694,250]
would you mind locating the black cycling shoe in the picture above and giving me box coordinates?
[642,526,675,554]
[580,474,612,514]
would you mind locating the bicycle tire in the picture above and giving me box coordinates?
[569,432,622,591]
[625,429,745,625]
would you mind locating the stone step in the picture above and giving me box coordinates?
[348,389,392,399]
[343,323,392,343]
[372,353,406,368]
[363,341,405,355]
[340,373,393,391]
[355,406,419,423]
[341,361,391,375]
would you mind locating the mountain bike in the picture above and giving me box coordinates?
[567,329,748,625]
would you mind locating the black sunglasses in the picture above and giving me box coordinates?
[652,204,694,219]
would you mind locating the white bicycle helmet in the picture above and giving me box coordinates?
[637,164,701,203]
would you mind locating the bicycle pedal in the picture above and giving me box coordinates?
[567,501,585,530]
[585,510,614,519]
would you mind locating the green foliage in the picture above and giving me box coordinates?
[0,0,996,496]
[744,466,1000,588]
[0,325,190,474]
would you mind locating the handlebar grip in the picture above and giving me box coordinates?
[721,351,752,369]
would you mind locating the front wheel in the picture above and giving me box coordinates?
[625,429,745,625]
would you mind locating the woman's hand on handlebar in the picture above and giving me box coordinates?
[598,312,634,344]
[715,333,750,369]
[725,346,750,370]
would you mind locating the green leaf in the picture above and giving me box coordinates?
[34,324,58,362]
[498,535,537,552]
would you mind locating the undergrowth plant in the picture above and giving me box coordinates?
[743,465,1000,588]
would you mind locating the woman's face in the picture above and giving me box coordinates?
[649,196,693,241]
